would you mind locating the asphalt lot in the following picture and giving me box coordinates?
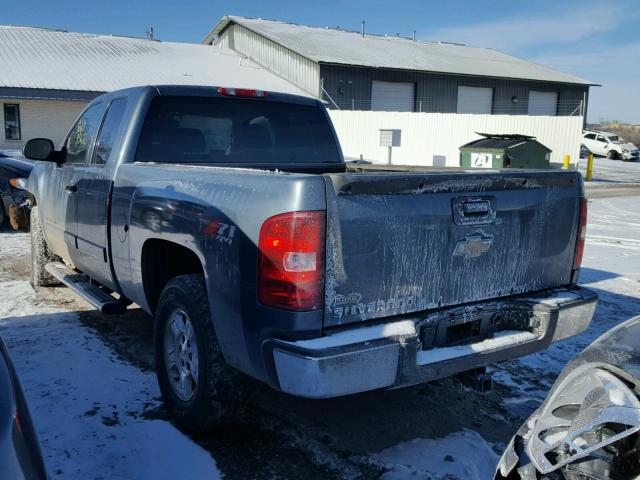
[0,194,639,479]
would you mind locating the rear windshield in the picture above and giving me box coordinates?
[135,96,341,164]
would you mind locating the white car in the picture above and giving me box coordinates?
[582,130,640,161]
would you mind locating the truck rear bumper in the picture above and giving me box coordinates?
[267,287,597,399]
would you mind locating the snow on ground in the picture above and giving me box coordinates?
[0,230,29,257]
[372,431,498,480]
[0,194,638,480]
[578,156,640,183]
[0,232,222,480]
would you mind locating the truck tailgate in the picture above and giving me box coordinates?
[323,170,581,327]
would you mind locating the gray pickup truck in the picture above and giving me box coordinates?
[23,85,597,431]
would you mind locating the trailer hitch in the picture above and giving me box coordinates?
[456,367,493,393]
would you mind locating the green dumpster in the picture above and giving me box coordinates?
[460,133,552,169]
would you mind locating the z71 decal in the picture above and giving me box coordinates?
[201,218,236,245]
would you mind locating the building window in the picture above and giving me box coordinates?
[4,104,21,140]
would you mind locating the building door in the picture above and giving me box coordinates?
[457,86,493,114]
[528,91,558,116]
[371,81,415,112]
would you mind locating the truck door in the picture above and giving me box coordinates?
[41,103,105,265]
[73,97,128,290]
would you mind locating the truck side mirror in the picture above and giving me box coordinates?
[23,138,62,162]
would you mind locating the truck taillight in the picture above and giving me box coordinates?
[258,211,325,311]
[574,197,588,269]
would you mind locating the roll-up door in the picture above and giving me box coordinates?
[371,81,415,112]
[528,90,558,116]
[457,86,493,114]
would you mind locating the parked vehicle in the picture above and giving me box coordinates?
[0,151,33,231]
[582,130,640,161]
[23,85,597,431]
[0,336,47,480]
[496,314,640,480]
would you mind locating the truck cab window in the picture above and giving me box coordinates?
[136,96,341,165]
[93,98,127,165]
[65,104,103,165]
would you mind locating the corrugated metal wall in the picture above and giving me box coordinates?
[216,24,588,116]
[221,24,321,96]
[328,110,584,166]
[321,64,588,115]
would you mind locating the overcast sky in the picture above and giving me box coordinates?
[6,0,639,123]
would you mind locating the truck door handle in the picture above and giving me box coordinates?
[452,197,496,226]
[462,200,490,216]
[65,184,77,193]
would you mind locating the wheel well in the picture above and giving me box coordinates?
[141,239,204,312]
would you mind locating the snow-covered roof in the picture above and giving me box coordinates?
[0,25,310,97]
[205,16,594,86]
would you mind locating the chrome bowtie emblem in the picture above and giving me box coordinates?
[453,233,494,259]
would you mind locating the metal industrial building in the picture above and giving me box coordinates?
[0,25,308,149]
[0,19,595,166]
[204,16,595,116]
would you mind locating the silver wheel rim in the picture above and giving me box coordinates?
[164,309,199,402]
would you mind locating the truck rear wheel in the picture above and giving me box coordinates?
[154,274,247,432]
[30,206,61,288]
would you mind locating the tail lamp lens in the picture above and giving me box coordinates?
[574,197,588,269]
[217,87,268,97]
[258,211,325,311]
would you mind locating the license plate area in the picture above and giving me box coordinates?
[445,318,483,345]
[418,303,538,351]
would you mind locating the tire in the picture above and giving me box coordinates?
[580,145,590,158]
[30,206,61,287]
[607,150,618,160]
[154,274,248,432]
[0,200,5,227]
